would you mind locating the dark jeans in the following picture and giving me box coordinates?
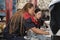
[6,36,25,40]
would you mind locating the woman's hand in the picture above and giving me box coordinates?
[43,31,49,35]
[31,27,49,35]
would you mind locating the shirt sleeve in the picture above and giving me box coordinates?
[24,18,35,29]
[38,19,44,26]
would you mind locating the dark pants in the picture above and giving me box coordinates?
[6,36,25,40]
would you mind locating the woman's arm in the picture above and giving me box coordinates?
[31,27,49,35]
[24,18,49,35]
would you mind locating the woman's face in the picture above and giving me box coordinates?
[28,7,35,15]
[35,11,42,19]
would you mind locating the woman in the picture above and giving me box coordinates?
[34,7,48,29]
[3,3,49,40]
[28,8,49,40]
[3,3,35,40]
[23,5,49,35]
